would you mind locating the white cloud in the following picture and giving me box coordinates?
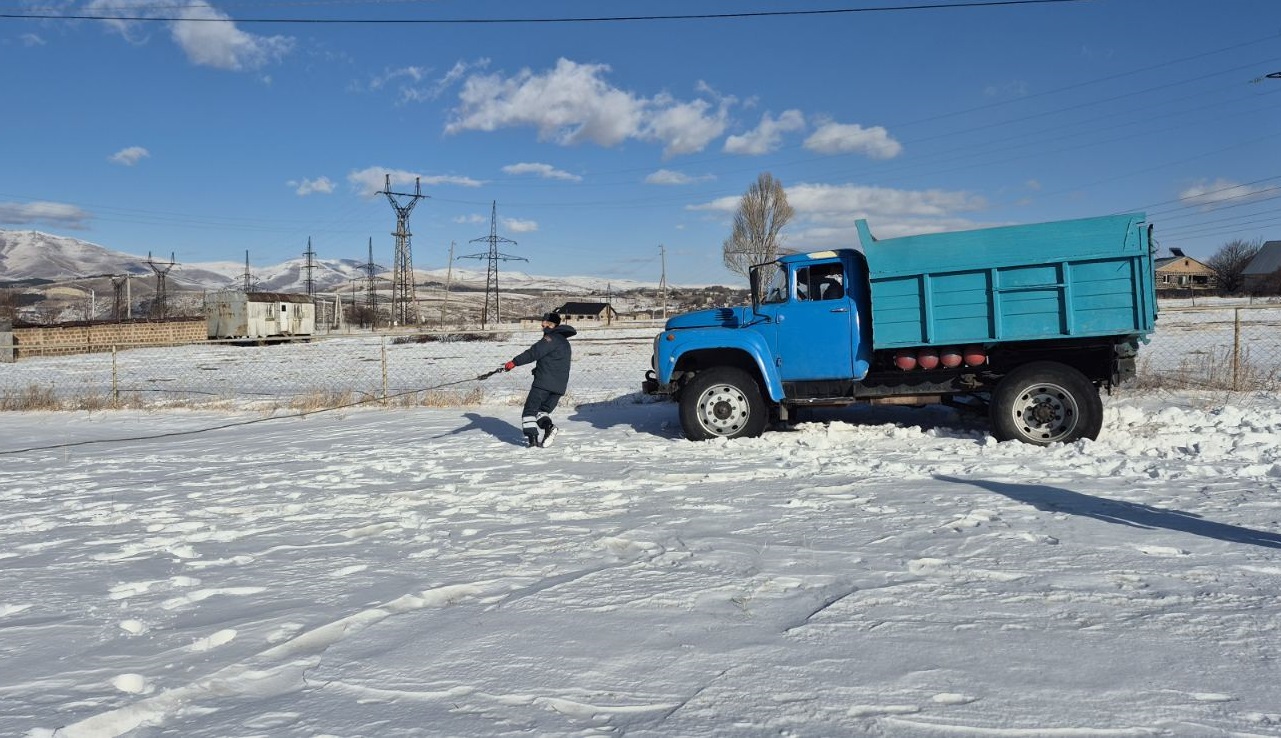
[0,201,92,229]
[1179,178,1273,209]
[723,110,805,156]
[109,146,150,166]
[360,59,493,105]
[803,120,902,159]
[290,177,335,196]
[21,33,46,47]
[347,167,484,197]
[502,162,581,182]
[646,96,731,157]
[786,182,985,219]
[687,182,987,247]
[453,214,487,225]
[502,218,539,233]
[445,58,732,156]
[645,169,713,186]
[86,0,294,71]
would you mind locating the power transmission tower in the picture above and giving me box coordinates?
[241,250,256,292]
[378,174,427,327]
[144,252,176,319]
[303,237,316,296]
[358,237,386,328]
[460,201,525,329]
[111,274,133,321]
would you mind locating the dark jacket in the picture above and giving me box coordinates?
[511,324,577,394]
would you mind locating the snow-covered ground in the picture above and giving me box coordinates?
[3,345,1281,736]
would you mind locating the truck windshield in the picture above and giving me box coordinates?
[756,262,787,304]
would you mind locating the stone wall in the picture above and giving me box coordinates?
[8,319,206,360]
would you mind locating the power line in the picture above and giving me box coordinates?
[0,1,1093,25]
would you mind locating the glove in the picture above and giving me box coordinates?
[503,361,516,371]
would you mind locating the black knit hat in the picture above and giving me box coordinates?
[542,312,561,325]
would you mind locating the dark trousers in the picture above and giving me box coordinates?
[521,386,562,435]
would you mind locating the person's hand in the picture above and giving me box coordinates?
[503,361,515,371]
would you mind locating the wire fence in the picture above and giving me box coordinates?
[1138,305,1281,393]
[0,325,661,411]
[2,305,1280,412]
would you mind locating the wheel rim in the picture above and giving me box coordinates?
[695,382,752,436]
[1009,382,1079,443]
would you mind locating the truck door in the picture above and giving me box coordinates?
[774,261,854,381]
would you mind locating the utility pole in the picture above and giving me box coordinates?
[441,240,455,328]
[303,237,317,297]
[658,244,668,321]
[460,201,526,329]
[144,252,176,319]
[378,174,427,327]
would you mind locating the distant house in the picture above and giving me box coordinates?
[553,301,618,325]
[1243,240,1281,294]
[1154,248,1214,293]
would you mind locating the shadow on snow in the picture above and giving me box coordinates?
[938,475,1281,550]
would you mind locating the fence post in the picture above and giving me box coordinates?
[381,337,389,406]
[1232,308,1241,392]
[111,345,119,406]
[0,320,13,363]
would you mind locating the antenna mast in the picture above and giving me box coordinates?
[459,201,526,329]
[378,174,427,327]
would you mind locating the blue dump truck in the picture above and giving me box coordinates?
[642,213,1158,445]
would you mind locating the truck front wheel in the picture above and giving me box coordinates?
[679,367,768,441]
[990,362,1103,445]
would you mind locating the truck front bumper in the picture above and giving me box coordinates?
[642,370,675,396]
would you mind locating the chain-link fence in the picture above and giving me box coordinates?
[1138,304,1281,392]
[0,325,660,411]
[3,305,1279,412]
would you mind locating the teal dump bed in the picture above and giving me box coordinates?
[858,213,1157,349]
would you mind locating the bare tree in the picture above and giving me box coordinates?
[1206,238,1262,294]
[722,172,794,279]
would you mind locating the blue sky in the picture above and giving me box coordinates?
[1,0,1278,284]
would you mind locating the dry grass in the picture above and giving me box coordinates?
[1135,348,1281,392]
[0,384,61,411]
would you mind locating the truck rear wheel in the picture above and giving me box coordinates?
[990,362,1102,445]
[679,367,767,441]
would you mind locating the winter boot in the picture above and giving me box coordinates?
[537,417,558,448]
[524,429,541,448]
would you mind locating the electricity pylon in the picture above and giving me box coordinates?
[378,175,427,327]
[460,201,525,329]
[144,252,176,319]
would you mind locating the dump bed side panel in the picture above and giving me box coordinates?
[862,214,1156,349]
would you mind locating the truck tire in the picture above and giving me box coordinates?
[679,367,768,441]
[990,361,1103,445]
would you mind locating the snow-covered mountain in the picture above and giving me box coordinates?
[0,229,662,294]
[0,230,150,281]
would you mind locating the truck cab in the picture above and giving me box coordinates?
[751,250,874,386]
